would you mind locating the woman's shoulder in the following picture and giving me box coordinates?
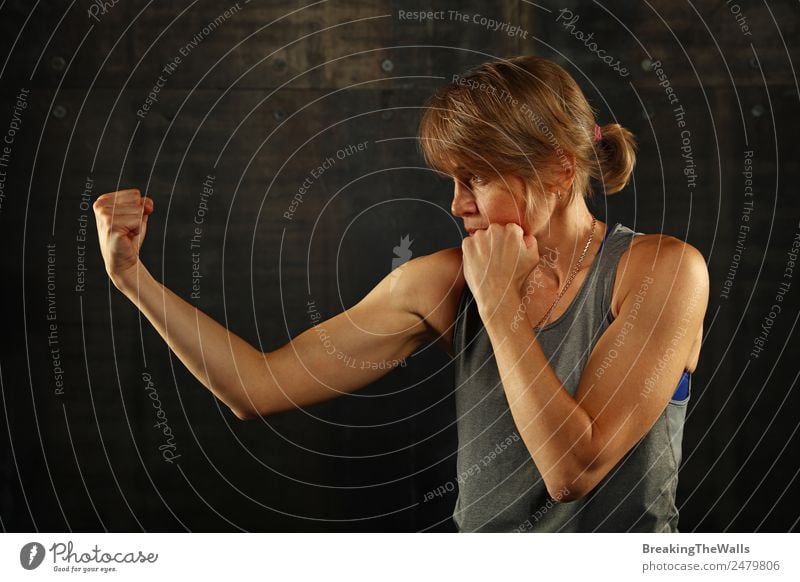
[627,231,706,265]
[612,231,708,318]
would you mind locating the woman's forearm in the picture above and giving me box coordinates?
[479,296,593,499]
[113,262,266,420]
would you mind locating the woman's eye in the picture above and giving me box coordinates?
[453,174,485,189]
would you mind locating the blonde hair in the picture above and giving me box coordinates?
[418,55,637,224]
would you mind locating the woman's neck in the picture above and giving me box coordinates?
[529,202,605,288]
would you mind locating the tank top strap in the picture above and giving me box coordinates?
[596,222,644,326]
[597,221,613,253]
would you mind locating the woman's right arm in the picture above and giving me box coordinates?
[94,189,453,421]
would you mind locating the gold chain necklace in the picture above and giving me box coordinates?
[534,216,598,329]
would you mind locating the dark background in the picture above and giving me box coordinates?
[1,0,798,532]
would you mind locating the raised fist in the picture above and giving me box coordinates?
[93,188,154,286]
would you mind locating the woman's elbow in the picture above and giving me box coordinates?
[547,472,596,503]
[229,404,254,421]
[232,399,268,421]
[234,397,288,420]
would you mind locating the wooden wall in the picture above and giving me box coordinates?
[1,0,798,532]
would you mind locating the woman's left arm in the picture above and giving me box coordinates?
[470,228,709,502]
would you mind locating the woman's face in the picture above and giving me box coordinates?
[450,172,539,236]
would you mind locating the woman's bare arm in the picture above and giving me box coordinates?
[111,260,431,420]
[93,189,450,421]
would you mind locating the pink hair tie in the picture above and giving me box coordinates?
[593,123,602,143]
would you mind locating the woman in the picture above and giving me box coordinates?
[93,55,709,532]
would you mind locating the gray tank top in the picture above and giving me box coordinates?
[451,222,691,532]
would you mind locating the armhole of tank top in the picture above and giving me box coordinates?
[604,229,648,325]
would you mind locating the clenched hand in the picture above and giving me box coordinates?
[93,188,154,288]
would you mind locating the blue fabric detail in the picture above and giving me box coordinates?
[672,370,690,402]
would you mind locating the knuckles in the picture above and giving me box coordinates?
[476,223,523,238]
[486,223,502,233]
[93,189,142,209]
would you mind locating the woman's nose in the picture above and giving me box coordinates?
[451,180,477,217]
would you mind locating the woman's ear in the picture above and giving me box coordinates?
[550,153,575,191]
